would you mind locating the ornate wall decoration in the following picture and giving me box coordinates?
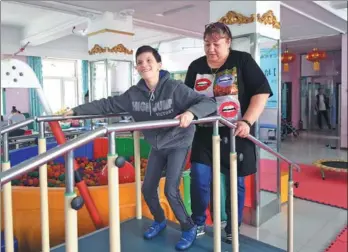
[108,44,133,55]
[257,10,281,29]
[88,44,106,55]
[219,11,255,25]
[218,10,281,30]
[88,44,133,55]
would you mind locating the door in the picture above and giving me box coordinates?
[282,82,292,122]
[308,77,335,130]
[300,77,310,130]
[308,81,321,130]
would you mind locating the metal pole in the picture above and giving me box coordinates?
[65,150,78,252]
[133,131,142,219]
[2,132,14,252]
[212,120,221,252]
[277,39,282,210]
[108,132,121,252]
[3,133,9,162]
[250,33,261,227]
[287,164,294,252]
[38,122,50,252]
[230,129,239,251]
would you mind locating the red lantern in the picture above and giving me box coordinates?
[281,49,296,72]
[306,48,327,71]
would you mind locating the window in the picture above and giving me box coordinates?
[42,59,78,113]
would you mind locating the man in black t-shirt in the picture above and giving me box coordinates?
[185,22,272,243]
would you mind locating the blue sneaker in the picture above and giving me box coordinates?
[143,220,167,240]
[175,225,197,251]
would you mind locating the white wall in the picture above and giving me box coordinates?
[158,38,204,72]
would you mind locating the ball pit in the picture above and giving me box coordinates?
[2,137,189,252]
[10,156,149,188]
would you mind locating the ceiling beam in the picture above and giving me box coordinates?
[21,16,88,46]
[281,2,346,34]
[12,1,201,39]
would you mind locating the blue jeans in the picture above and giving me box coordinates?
[190,162,245,233]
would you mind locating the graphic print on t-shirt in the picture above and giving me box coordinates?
[194,74,214,97]
[213,67,238,96]
[194,67,241,123]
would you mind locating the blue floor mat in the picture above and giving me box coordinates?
[51,218,285,252]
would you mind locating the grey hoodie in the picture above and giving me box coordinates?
[73,71,216,150]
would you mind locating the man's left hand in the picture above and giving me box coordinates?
[175,111,194,128]
[234,120,250,138]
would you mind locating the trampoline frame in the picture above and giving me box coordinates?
[313,159,348,180]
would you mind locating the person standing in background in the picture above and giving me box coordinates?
[315,88,331,129]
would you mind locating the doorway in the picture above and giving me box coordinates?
[300,76,338,131]
[281,82,292,123]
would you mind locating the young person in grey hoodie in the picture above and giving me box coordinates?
[65,46,216,251]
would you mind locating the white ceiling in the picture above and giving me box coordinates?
[0,1,347,53]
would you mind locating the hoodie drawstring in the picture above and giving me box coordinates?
[149,91,155,116]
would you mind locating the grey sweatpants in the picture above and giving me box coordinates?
[142,146,195,231]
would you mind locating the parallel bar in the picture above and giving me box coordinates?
[1,116,300,187]
[2,162,14,252]
[38,122,50,252]
[39,121,45,137]
[36,113,129,122]
[108,132,121,252]
[0,118,35,135]
[230,129,239,252]
[0,128,107,185]
[108,132,116,155]
[133,131,142,219]
[212,120,221,252]
[65,150,75,194]
[3,133,9,162]
[287,164,294,252]
[65,150,78,252]
[108,116,221,133]
[219,118,300,171]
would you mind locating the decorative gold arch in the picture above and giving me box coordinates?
[219,10,281,29]
[88,44,133,55]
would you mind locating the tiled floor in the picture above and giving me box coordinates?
[243,129,348,252]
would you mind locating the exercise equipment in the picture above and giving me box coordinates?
[1,59,103,229]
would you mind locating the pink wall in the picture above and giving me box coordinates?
[341,34,347,149]
[281,50,342,130]
[1,55,30,117]
[281,55,301,128]
[301,51,341,78]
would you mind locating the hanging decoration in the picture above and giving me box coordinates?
[306,48,327,71]
[281,49,296,72]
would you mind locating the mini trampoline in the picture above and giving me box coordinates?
[313,159,348,180]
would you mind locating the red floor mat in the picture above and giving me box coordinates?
[325,227,348,252]
[260,159,348,209]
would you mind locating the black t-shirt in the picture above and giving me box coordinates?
[185,50,272,176]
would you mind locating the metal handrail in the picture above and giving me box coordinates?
[0,118,36,135]
[0,113,130,135]
[35,113,130,122]
[0,116,299,186]
[219,118,300,171]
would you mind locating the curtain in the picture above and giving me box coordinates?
[82,60,89,96]
[28,56,43,130]
[1,88,6,116]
